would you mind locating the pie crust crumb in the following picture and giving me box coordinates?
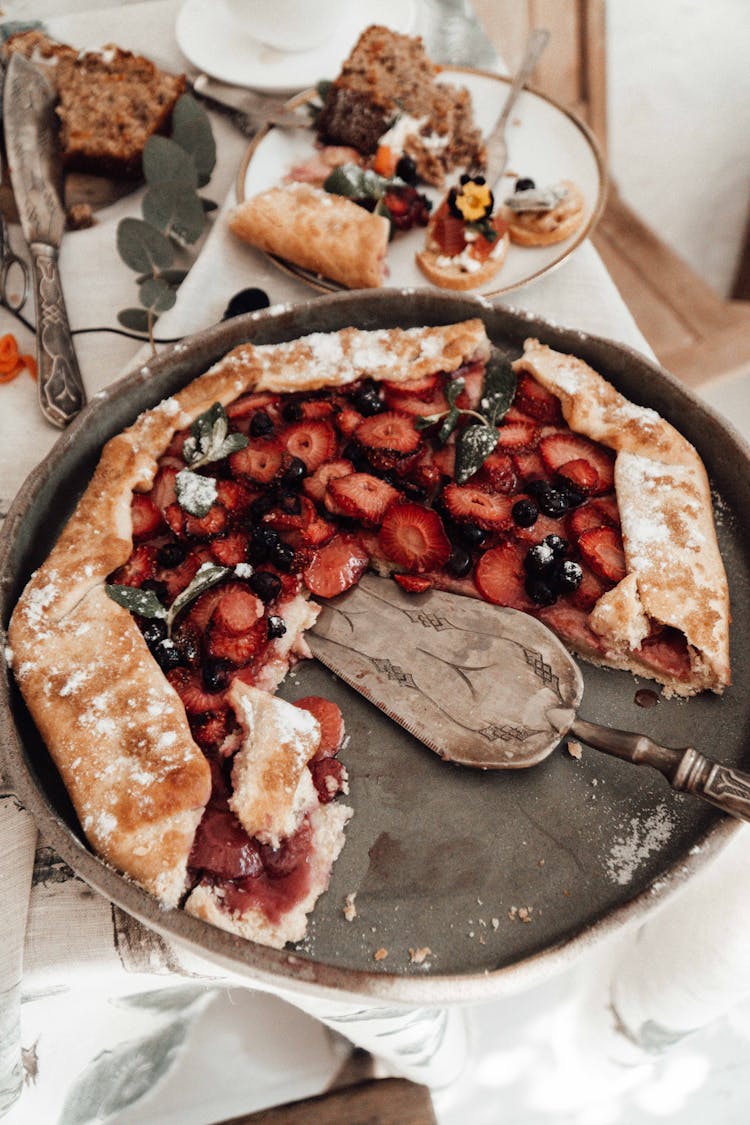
[567,740,583,760]
[374,947,388,961]
[343,892,358,921]
[409,946,432,964]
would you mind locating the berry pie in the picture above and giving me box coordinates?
[8,319,730,948]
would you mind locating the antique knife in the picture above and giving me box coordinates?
[4,52,86,428]
[309,575,750,822]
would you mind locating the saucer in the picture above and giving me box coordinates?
[175,0,417,93]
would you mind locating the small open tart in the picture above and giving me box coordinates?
[502,179,586,247]
[417,175,510,291]
[8,320,730,948]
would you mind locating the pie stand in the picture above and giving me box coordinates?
[2,3,750,1123]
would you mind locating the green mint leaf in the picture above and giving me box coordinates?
[446,376,465,409]
[480,349,517,426]
[455,423,499,484]
[167,563,229,632]
[105,584,167,620]
[438,407,460,445]
[175,469,218,517]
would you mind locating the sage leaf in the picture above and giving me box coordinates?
[143,182,205,244]
[414,413,446,431]
[170,94,216,187]
[175,469,218,517]
[105,585,167,620]
[183,402,247,468]
[438,407,460,444]
[143,134,198,189]
[480,349,517,425]
[167,563,229,631]
[446,376,466,409]
[117,217,174,274]
[455,423,499,484]
[139,276,177,314]
[117,307,151,332]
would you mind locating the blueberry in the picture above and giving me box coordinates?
[512,498,539,528]
[281,456,307,488]
[559,484,586,509]
[538,489,569,518]
[156,541,187,568]
[267,615,287,640]
[202,657,231,693]
[271,540,295,572]
[282,400,303,422]
[248,524,280,562]
[249,569,282,603]
[175,628,201,667]
[353,384,384,416]
[524,542,555,576]
[551,559,583,594]
[154,639,184,673]
[396,154,418,184]
[222,287,270,320]
[525,576,557,606]
[542,534,568,559]
[141,618,168,649]
[447,545,472,578]
[525,479,551,499]
[458,523,487,548]
[249,410,274,437]
[516,177,536,192]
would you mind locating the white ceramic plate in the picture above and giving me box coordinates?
[175,0,417,93]
[237,67,607,298]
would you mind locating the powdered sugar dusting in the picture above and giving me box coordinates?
[606,804,674,885]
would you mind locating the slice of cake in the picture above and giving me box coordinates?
[316,25,485,187]
[4,30,186,178]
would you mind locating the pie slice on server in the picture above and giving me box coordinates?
[7,319,730,949]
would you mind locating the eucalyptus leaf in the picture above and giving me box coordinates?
[139,276,177,314]
[480,349,517,425]
[170,93,216,186]
[105,585,167,620]
[117,307,151,332]
[117,218,174,274]
[143,182,206,244]
[438,408,461,445]
[167,564,229,631]
[175,469,218,517]
[143,134,198,189]
[455,423,499,484]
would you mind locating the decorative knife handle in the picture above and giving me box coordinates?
[30,242,86,428]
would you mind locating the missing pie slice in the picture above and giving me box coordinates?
[7,320,730,949]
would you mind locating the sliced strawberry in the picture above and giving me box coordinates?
[378,502,451,573]
[476,450,517,493]
[310,758,347,803]
[111,544,157,587]
[229,439,284,484]
[432,444,456,478]
[514,373,563,423]
[327,472,399,525]
[190,808,262,879]
[355,412,421,459]
[593,494,620,526]
[226,391,279,420]
[578,525,626,584]
[191,711,237,754]
[538,601,605,656]
[212,588,264,635]
[303,533,370,598]
[384,386,450,418]
[164,431,188,459]
[263,495,317,532]
[393,573,433,594]
[539,433,614,495]
[297,399,336,420]
[442,483,513,531]
[382,371,442,400]
[131,493,162,539]
[168,667,227,715]
[188,585,232,633]
[303,459,354,503]
[208,617,267,664]
[567,498,620,539]
[512,509,566,544]
[454,367,484,412]
[511,449,546,482]
[281,420,338,471]
[335,407,364,439]
[160,550,206,601]
[408,454,443,494]
[495,420,539,452]
[151,465,179,513]
[215,479,257,515]
[557,458,599,494]
[294,695,344,756]
[300,515,338,547]
[210,532,249,567]
[183,504,229,541]
[504,405,537,425]
[474,542,534,610]
[638,627,692,681]
[571,564,610,611]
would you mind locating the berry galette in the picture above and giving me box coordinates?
[8,319,730,949]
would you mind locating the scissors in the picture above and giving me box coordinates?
[0,209,29,313]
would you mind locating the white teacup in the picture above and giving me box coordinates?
[223,0,354,53]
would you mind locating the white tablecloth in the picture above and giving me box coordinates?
[3,3,750,1123]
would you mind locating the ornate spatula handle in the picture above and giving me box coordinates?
[572,718,750,823]
[30,242,86,428]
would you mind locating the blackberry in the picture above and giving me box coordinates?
[516,177,536,192]
[551,559,583,594]
[282,400,303,423]
[153,638,183,673]
[560,484,586,509]
[525,576,557,606]
[446,545,472,578]
[524,542,555,576]
[267,615,287,640]
[248,524,280,562]
[542,534,568,559]
[395,154,418,184]
[202,657,231,694]
[249,569,282,603]
[249,410,274,437]
[512,498,539,528]
[271,540,295,572]
[280,456,307,488]
[156,541,187,569]
[538,488,569,518]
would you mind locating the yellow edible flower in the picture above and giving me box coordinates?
[454,179,494,222]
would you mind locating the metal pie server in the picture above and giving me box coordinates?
[4,52,86,428]
[308,574,750,823]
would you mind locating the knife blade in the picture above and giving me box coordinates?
[4,52,86,428]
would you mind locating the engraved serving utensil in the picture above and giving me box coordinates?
[309,575,750,823]
[189,72,307,135]
[3,53,86,428]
